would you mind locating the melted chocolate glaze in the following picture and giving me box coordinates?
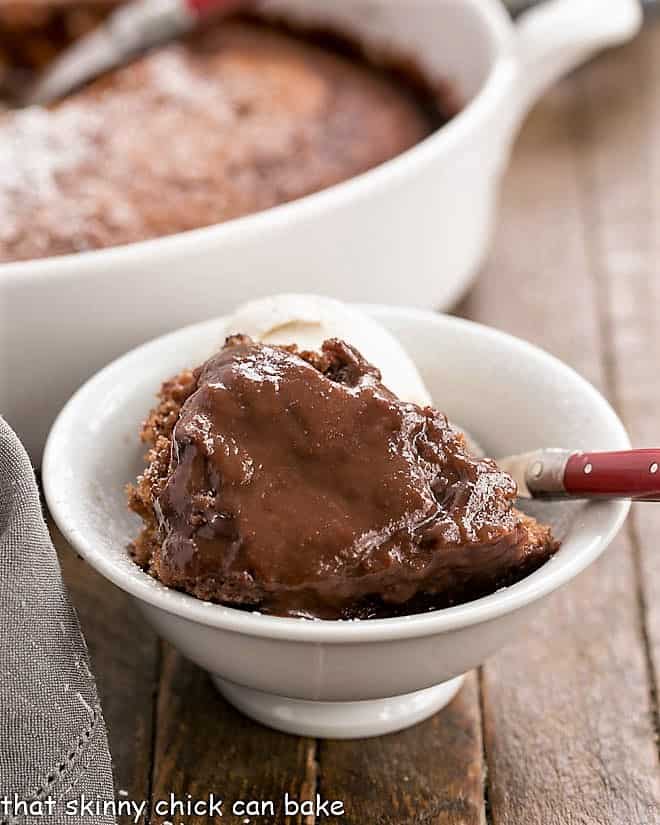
[129,336,558,619]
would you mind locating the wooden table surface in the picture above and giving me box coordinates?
[49,23,660,825]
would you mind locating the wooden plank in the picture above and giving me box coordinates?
[458,51,660,824]
[319,673,485,825]
[576,25,660,743]
[49,516,160,825]
[150,645,316,825]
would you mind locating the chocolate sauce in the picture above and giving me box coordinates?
[133,337,558,619]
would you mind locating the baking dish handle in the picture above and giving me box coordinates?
[513,0,642,122]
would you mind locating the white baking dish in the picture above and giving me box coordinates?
[0,0,641,462]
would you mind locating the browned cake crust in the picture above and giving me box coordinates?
[0,2,117,98]
[0,19,435,262]
[128,338,559,620]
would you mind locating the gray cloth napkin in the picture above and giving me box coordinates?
[0,418,115,825]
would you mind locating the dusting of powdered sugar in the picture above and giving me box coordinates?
[0,106,98,201]
[0,104,103,254]
[145,47,234,120]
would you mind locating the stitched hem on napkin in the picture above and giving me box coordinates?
[0,703,106,825]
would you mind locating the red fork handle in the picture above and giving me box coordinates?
[564,450,660,501]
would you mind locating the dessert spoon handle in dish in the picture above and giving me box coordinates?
[26,0,252,106]
[498,449,660,501]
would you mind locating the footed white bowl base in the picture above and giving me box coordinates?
[212,674,466,739]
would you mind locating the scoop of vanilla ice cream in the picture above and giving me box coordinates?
[221,294,432,407]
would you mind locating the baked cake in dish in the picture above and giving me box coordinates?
[0,18,444,262]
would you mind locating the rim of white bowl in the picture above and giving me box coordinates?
[0,1,515,285]
[43,307,631,643]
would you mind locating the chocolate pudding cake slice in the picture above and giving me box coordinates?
[128,336,559,620]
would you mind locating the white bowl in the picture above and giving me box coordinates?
[43,306,631,738]
[1,0,641,463]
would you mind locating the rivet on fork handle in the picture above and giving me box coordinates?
[524,449,575,499]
